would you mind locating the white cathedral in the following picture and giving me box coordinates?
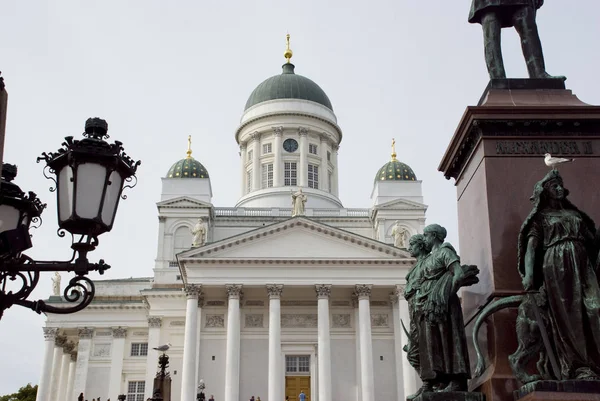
[37,41,426,401]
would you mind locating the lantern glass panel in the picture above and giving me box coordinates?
[0,204,20,234]
[75,163,107,219]
[58,166,74,223]
[101,170,123,226]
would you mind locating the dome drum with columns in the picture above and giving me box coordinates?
[38,35,428,401]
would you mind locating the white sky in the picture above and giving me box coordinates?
[0,0,599,394]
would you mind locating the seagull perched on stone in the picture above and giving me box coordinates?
[153,342,172,352]
[544,153,574,170]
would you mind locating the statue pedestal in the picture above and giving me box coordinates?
[413,391,485,401]
[515,381,600,401]
[438,80,600,401]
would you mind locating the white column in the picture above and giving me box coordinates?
[36,328,58,401]
[66,352,77,401]
[391,290,405,401]
[267,284,284,401]
[319,135,329,192]
[299,127,308,187]
[332,145,339,196]
[72,328,93,400]
[352,295,362,401]
[145,317,163,400]
[273,127,283,187]
[156,215,167,263]
[315,285,332,401]
[356,285,375,401]
[48,334,66,401]
[57,342,74,401]
[224,284,243,401]
[108,327,127,399]
[182,285,201,401]
[251,132,261,191]
[195,295,205,392]
[240,142,247,196]
[397,285,420,397]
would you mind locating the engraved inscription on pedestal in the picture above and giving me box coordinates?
[245,314,264,328]
[332,314,351,328]
[281,314,318,328]
[205,314,225,328]
[371,313,389,328]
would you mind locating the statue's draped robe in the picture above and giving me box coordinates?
[415,244,470,381]
[404,256,429,369]
[469,0,537,26]
[526,210,600,378]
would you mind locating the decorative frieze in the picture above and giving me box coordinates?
[355,284,372,300]
[95,331,112,337]
[281,314,318,328]
[245,314,264,328]
[206,300,226,307]
[266,284,284,299]
[370,301,389,307]
[133,331,147,337]
[332,314,351,328]
[205,315,225,328]
[43,327,59,340]
[332,300,350,307]
[245,300,264,307]
[281,300,317,307]
[170,321,185,327]
[371,314,389,328]
[184,284,201,299]
[78,327,94,339]
[112,327,128,338]
[148,317,163,328]
[315,284,332,299]
[92,343,111,357]
[225,284,243,299]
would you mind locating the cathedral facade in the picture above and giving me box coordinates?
[37,44,426,401]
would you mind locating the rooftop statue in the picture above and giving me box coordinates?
[469,0,558,79]
[291,188,307,217]
[473,170,600,384]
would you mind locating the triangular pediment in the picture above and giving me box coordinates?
[178,217,411,261]
[156,196,213,209]
[375,198,427,210]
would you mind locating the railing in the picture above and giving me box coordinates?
[214,207,370,218]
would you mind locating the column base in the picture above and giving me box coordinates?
[515,381,600,401]
[412,391,485,401]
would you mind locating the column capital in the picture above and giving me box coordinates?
[249,131,261,142]
[351,293,359,308]
[55,333,68,347]
[78,327,94,339]
[394,284,405,301]
[266,284,284,299]
[148,316,163,328]
[70,351,78,362]
[240,141,247,150]
[198,294,205,308]
[354,284,372,300]
[225,284,243,299]
[112,327,128,338]
[272,126,284,137]
[184,284,202,299]
[43,327,59,340]
[158,215,166,222]
[298,127,309,137]
[315,284,332,299]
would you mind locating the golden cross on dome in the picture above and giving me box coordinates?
[391,138,397,161]
[186,135,193,159]
[284,33,293,63]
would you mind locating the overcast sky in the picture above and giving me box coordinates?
[0,0,599,394]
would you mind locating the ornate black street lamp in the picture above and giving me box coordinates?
[0,117,140,319]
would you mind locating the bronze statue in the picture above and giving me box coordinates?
[469,0,556,79]
[407,225,480,399]
[474,170,600,384]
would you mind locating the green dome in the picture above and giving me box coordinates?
[166,157,209,179]
[244,63,333,111]
[375,159,417,182]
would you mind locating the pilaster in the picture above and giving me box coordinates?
[145,317,162,400]
[36,327,59,401]
[108,327,127,399]
[72,328,93,399]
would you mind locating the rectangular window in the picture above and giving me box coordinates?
[130,343,149,357]
[309,143,318,155]
[285,355,310,374]
[284,162,297,186]
[247,150,253,163]
[308,164,319,189]
[263,143,272,154]
[328,172,332,193]
[127,381,145,401]
[327,151,331,162]
[247,170,252,192]
[262,163,274,188]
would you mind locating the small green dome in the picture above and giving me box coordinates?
[244,63,333,111]
[375,160,417,182]
[166,157,209,179]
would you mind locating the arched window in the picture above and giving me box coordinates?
[173,226,192,257]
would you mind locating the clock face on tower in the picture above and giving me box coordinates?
[283,138,299,153]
